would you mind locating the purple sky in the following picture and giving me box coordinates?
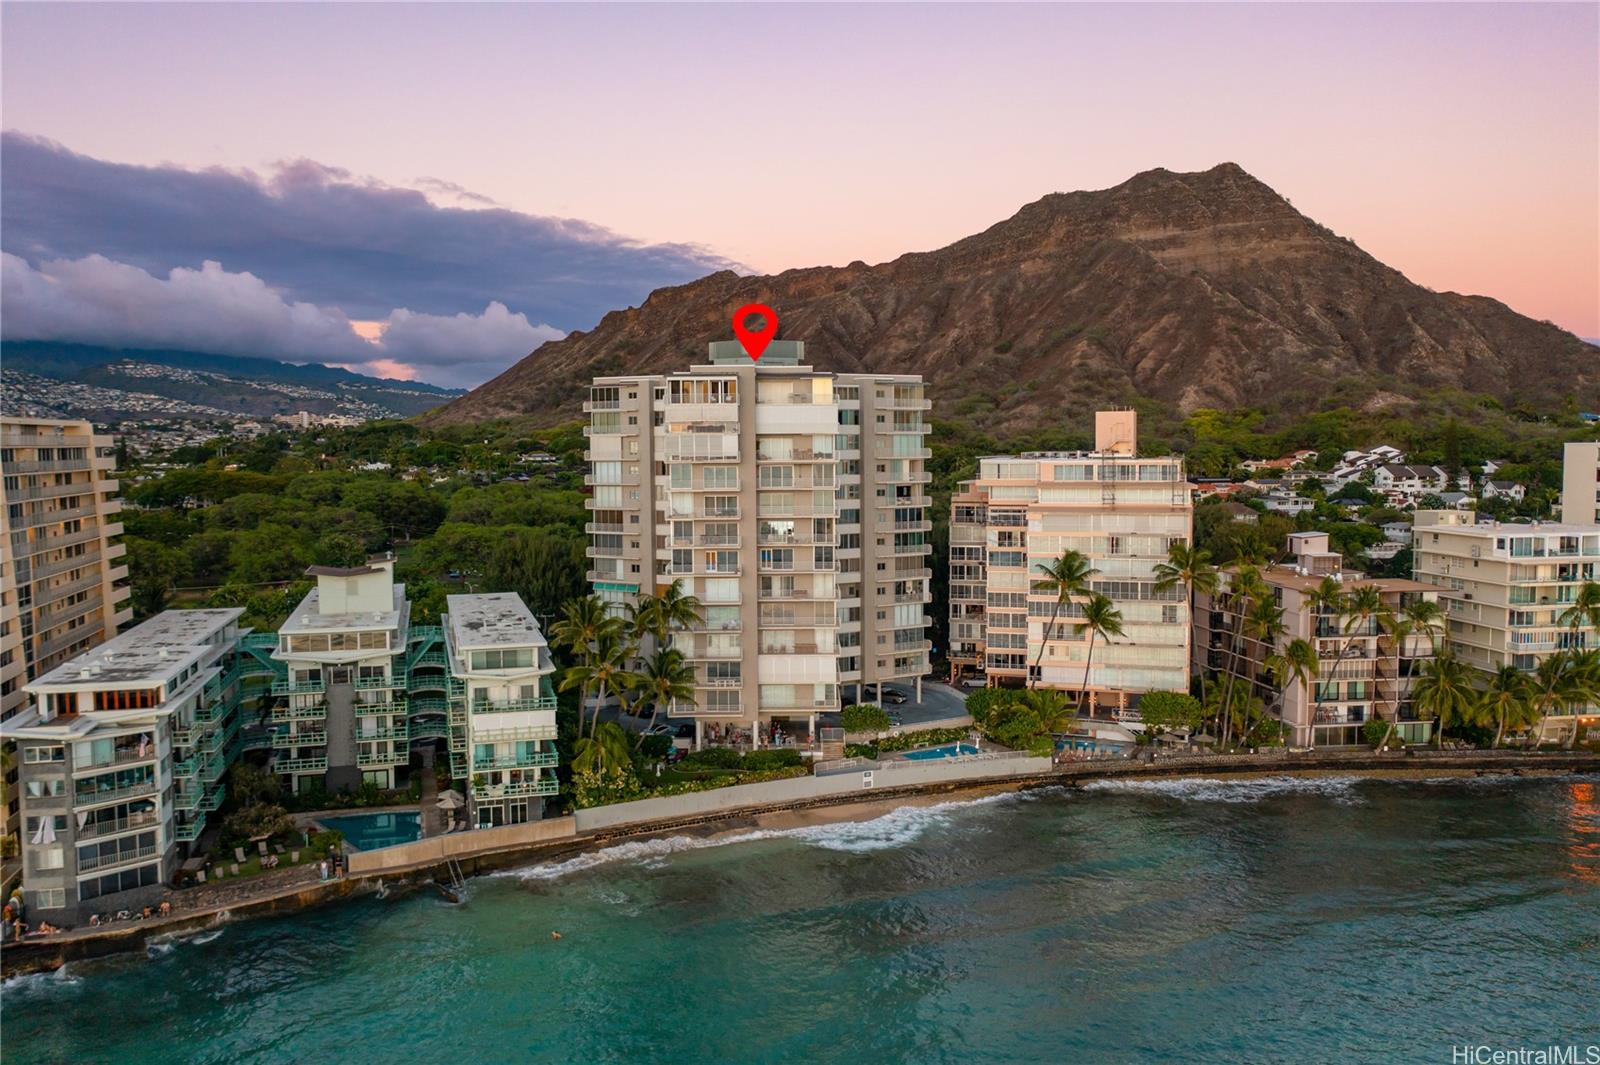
[2,2,1596,385]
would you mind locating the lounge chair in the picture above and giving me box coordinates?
[195,870,206,884]
[230,863,241,876]
[290,850,300,863]
[234,846,247,863]
[273,843,286,855]
[257,841,269,857]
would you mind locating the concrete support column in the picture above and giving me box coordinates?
[916,676,923,703]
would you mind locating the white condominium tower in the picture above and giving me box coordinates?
[584,339,932,748]
[948,411,1193,713]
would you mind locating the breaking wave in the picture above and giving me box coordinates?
[503,791,1030,881]
[1079,775,1367,804]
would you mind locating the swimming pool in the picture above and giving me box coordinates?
[901,743,982,761]
[318,811,422,851]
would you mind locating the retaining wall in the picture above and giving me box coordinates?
[573,755,1055,832]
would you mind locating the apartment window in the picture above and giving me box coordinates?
[23,745,65,764]
[26,778,66,798]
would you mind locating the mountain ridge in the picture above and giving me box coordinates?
[424,163,1598,429]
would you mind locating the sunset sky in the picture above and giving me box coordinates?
[3,2,1596,386]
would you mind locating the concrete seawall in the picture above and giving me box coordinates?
[5,749,1596,977]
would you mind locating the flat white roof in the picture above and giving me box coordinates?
[1425,521,1600,538]
[445,593,546,650]
[29,608,242,690]
[279,582,406,635]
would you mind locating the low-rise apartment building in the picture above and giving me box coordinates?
[1412,510,1600,742]
[1194,532,1439,746]
[443,593,558,827]
[949,411,1192,714]
[584,339,932,748]
[0,609,244,924]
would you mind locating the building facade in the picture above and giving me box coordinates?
[584,340,932,748]
[1194,532,1439,746]
[1562,442,1600,526]
[948,411,1192,714]
[1412,510,1600,742]
[2,417,132,862]
[0,609,245,924]
[443,593,559,827]
[269,559,415,794]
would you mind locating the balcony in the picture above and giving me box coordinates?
[77,813,160,841]
[357,750,408,767]
[470,696,558,713]
[271,703,329,722]
[71,743,161,775]
[271,678,327,696]
[78,842,160,873]
[470,724,558,744]
[274,756,329,774]
[173,786,224,813]
[73,779,157,807]
[586,522,626,534]
[470,751,560,770]
[472,778,560,800]
[273,728,329,749]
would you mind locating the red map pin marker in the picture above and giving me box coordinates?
[731,303,778,361]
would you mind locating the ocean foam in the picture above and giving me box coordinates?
[1079,775,1366,804]
[503,790,1028,881]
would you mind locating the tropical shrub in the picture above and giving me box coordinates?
[840,704,892,732]
[981,701,1046,750]
[637,733,674,760]
[843,743,879,759]
[1138,691,1204,734]
[572,765,644,808]
[964,688,1019,726]
[1362,720,1393,748]
[742,749,804,771]
[679,747,742,770]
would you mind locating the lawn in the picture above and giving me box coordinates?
[196,830,342,883]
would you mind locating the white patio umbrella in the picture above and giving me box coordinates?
[435,792,464,810]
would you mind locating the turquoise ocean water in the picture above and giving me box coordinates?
[4,774,1597,1064]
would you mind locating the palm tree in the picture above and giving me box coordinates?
[1030,550,1098,690]
[1072,593,1125,717]
[1480,664,1533,749]
[1018,688,1076,736]
[1154,543,1218,703]
[1557,580,1600,650]
[1264,637,1318,745]
[550,594,625,736]
[573,721,634,777]
[1216,564,1270,749]
[559,626,637,739]
[1552,649,1600,749]
[632,647,696,747]
[1412,654,1477,748]
[1377,598,1444,749]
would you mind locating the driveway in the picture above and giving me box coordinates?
[829,679,972,729]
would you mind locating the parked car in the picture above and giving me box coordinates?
[644,724,674,737]
[672,723,694,738]
[882,690,908,705]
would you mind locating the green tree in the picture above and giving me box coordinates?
[560,626,637,740]
[1264,638,1318,744]
[840,704,892,732]
[550,595,624,737]
[1137,691,1204,735]
[1377,598,1444,749]
[1480,665,1534,749]
[1557,581,1600,647]
[630,647,696,744]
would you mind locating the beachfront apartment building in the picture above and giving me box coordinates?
[2,416,132,863]
[947,411,1192,716]
[269,558,414,794]
[584,339,932,749]
[1193,532,1440,747]
[1411,510,1600,743]
[1562,441,1600,525]
[443,593,559,827]
[0,609,245,924]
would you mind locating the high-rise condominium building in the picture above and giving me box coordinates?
[0,608,245,924]
[584,340,932,748]
[1193,532,1440,746]
[1561,441,1600,526]
[2,416,132,861]
[1412,510,1600,743]
[1,417,131,722]
[947,411,1191,714]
